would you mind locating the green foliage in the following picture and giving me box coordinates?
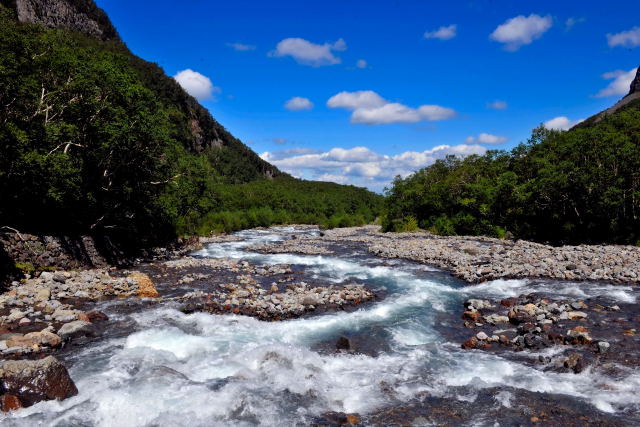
[14,262,35,276]
[188,179,382,234]
[0,9,382,246]
[383,106,640,244]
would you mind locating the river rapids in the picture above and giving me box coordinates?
[3,227,640,426]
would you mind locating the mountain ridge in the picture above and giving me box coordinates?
[0,0,283,180]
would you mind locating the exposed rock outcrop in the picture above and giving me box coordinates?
[4,0,119,41]
[629,67,640,95]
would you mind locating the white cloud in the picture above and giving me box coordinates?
[226,42,256,51]
[285,96,313,111]
[607,27,640,48]
[270,38,346,66]
[173,69,220,100]
[327,90,456,125]
[543,116,583,131]
[327,90,387,110]
[595,67,638,97]
[490,14,552,51]
[272,138,288,145]
[261,148,320,161]
[356,59,368,69]
[424,24,457,40]
[565,17,585,31]
[465,133,507,144]
[488,100,508,110]
[261,144,486,191]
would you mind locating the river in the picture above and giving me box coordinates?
[4,227,640,426]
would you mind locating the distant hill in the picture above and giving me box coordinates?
[0,0,382,249]
[383,68,640,245]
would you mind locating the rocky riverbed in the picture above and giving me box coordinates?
[0,225,639,425]
[254,225,640,284]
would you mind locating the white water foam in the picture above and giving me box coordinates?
[3,227,640,425]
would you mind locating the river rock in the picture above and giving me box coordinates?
[129,272,159,298]
[336,336,354,351]
[0,394,23,412]
[58,320,95,339]
[0,356,78,407]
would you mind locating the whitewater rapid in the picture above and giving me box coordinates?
[4,227,640,426]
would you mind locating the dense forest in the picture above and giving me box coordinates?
[0,5,382,250]
[383,96,640,245]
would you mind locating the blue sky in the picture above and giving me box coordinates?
[96,0,639,191]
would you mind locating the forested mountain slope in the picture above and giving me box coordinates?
[383,68,640,245]
[0,0,381,249]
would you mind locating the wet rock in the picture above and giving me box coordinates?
[317,412,361,425]
[463,311,481,322]
[567,311,587,320]
[58,320,95,339]
[23,330,62,348]
[563,353,585,374]
[0,394,23,412]
[597,341,610,354]
[302,295,319,306]
[484,314,509,325]
[129,272,159,298]
[0,356,78,407]
[86,311,109,322]
[462,336,478,349]
[336,336,354,352]
[476,331,489,341]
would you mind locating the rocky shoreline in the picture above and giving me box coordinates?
[1,225,639,420]
[254,225,640,284]
[0,241,378,411]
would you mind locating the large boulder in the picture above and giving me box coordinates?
[0,356,78,408]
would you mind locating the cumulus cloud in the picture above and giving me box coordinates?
[424,24,457,40]
[356,59,368,69]
[490,14,552,51]
[488,100,508,110]
[261,144,486,191]
[327,90,456,125]
[595,67,638,97]
[173,69,220,100]
[270,38,346,66]
[285,96,313,111]
[465,133,507,144]
[226,42,256,51]
[543,116,583,131]
[607,27,640,48]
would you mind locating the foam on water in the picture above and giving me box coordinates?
[3,227,640,425]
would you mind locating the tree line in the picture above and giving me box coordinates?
[383,102,640,245]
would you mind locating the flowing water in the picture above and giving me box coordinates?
[3,227,640,426]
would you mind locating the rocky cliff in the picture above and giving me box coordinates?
[628,67,640,96]
[578,65,640,126]
[1,0,118,41]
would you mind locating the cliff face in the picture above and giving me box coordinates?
[3,0,118,41]
[629,67,640,96]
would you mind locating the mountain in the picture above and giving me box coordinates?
[580,67,640,126]
[0,0,382,249]
[382,67,640,244]
[1,0,281,180]
[3,0,119,41]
